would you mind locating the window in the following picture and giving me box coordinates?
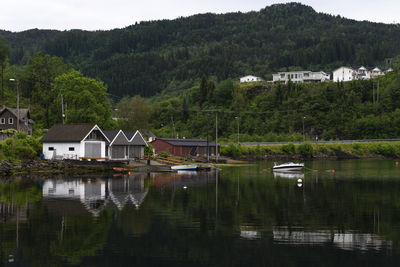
[0,118,4,124]
[48,147,54,151]
[69,147,75,151]
[8,118,13,124]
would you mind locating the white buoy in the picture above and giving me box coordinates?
[183,186,187,190]
[297,178,302,183]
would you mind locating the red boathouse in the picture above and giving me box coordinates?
[150,138,218,156]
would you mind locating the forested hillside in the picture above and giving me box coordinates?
[1,2,400,97]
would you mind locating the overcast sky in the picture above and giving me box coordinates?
[1,0,399,32]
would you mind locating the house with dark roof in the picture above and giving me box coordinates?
[0,106,34,136]
[40,123,110,160]
[150,138,218,157]
[103,130,147,160]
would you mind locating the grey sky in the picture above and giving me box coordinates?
[1,0,399,32]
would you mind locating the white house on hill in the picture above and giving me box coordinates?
[272,71,330,83]
[332,66,393,82]
[239,75,264,83]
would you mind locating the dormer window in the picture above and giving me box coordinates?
[8,118,13,124]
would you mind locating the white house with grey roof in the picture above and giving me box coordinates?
[40,123,110,160]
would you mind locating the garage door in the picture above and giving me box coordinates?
[85,143,102,157]
[129,146,142,159]
[112,146,125,159]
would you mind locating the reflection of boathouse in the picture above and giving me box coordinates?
[42,174,148,216]
[108,174,148,210]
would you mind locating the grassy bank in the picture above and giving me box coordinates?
[220,142,400,159]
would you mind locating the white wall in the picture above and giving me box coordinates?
[240,75,262,83]
[333,67,354,82]
[43,142,81,160]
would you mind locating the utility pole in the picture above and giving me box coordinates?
[16,81,19,132]
[215,112,218,163]
[302,116,306,142]
[171,115,177,138]
[373,82,375,104]
[235,116,240,144]
[207,113,210,162]
[377,79,380,103]
[61,94,65,124]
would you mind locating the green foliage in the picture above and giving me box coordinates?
[297,142,314,157]
[2,3,400,98]
[0,133,42,161]
[282,143,295,154]
[116,95,152,130]
[52,70,114,128]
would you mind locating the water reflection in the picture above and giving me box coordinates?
[273,171,304,179]
[1,160,400,266]
[273,227,392,251]
[42,174,149,216]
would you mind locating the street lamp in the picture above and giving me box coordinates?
[235,116,240,144]
[302,116,306,142]
[9,79,19,132]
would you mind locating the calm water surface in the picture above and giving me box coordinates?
[1,159,400,266]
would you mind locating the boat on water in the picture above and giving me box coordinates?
[113,167,130,173]
[171,164,198,171]
[272,162,304,172]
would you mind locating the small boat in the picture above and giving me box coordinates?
[171,164,198,171]
[272,162,304,172]
[113,167,130,173]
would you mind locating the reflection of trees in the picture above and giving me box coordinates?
[0,178,41,266]
[50,211,111,265]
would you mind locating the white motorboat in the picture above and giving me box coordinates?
[272,162,304,172]
[171,164,198,171]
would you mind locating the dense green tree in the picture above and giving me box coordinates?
[52,70,114,128]
[23,54,70,128]
[116,95,152,131]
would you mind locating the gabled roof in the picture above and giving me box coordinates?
[0,107,34,124]
[103,130,119,142]
[40,123,109,143]
[129,131,148,146]
[153,138,216,147]
[110,130,130,146]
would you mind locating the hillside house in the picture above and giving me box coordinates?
[272,71,330,83]
[333,66,393,82]
[151,138,218,157]
[239,75,264,83]
[0,106,34,137]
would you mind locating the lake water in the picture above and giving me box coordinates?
[1,159,400,266]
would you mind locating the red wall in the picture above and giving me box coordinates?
[151,139,174,155]
[151,139,193,156]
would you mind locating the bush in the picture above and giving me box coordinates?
[282,143,295,154]
[297,142,313,157]
[376,144,397,157]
